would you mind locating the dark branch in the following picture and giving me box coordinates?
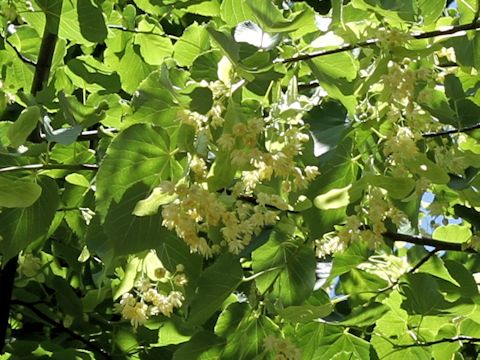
[383,231,476,252]
[12,300,112,360]
[0,257,18,353]
[422,123,480,138]
[108,24,167,37]
[0,163,99,174]
[394,336,480,348]
[408,249,437,273]
[279,21,480,64]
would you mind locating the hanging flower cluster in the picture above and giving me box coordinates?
[114,261,187,330]
[154,78,319,257]
[263,335,301,360]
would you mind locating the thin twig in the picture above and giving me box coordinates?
[394,335,480,348]
[383,231,475,252]
[37,128,118,142]
[422,123,480,138]
[12,300,112,360]
[108,24,179,41]
[408,250,437,273]
[0,163,98,174]
[279,21,480,64]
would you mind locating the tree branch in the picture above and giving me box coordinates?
[0,163,99,174]
[108,24,179,40]
[383,231,475,252]
[1,5,61,353]
[422,123,480,138]
[12,300,113,360]
[36,127,118,142]
[0,257,18,353]
[394,336,480,348]
[279,21,480,64]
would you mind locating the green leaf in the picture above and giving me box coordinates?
[432,224,472,244]
[408,154,450,184]
[58,92,107,127]
[219,305,280,360]
[294,323,343,359]
[65,56,121,93]
[417,255,460,287]
[113,257,141,300]
[207,151,236,191]
[307,58,357,115]
[191,50,223,82]
[304,138,357,239]
[418,88,457,125]
[314,185,351,210]
[360,175,415,199]
[340,268,389,306]
[279,290,333,323]
[43,116,83,145]
[188,87,213,115]
[309,53,358,81]
[415,0,444,24]
[117,44,153,94]
[220,0,255,27]
[295,323,370,360]
[76,0,107,43]
[127,68,188,127]
[252,233,316,306]
[173,23,210,67]
[338,302,390,327]
[133,186,177,216]
[457,0,477,24]
[58,0,99,45]
[246,0,314,33]
[320,333,371,360]
[65,173,90,188]
[96,123,184,217]
[51,276,84,317]
[173,331,223,360]
[188,254,243,326]
[0,177,59,261]
[400,273,445,314]
[154,227,203,295]
[0,176,42,208]
[305,101,348,156]
[7,106,40,147]
[157,318,195,346]
[104,183,175,256]
[134,17,173,65]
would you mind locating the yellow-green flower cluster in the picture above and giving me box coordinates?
[159,86,319,257]
[114,264,187,330]
[377,27,411,49]
[263,335,301,360]
[160,181,282,257]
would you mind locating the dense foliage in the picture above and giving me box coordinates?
[1,0,480,358]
